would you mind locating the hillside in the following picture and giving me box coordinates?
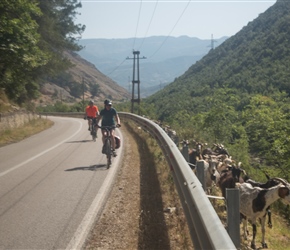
[65,51,130,101]
[146,0,290,123]
[144,0,290,176]
[37,51,131,106]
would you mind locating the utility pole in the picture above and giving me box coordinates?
[82,76,85,111]
[210,34,217,50]
[128,76,131,92]
[126,50,146,114]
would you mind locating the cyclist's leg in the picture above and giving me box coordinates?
[101,129,107,144]
[101,130,107,154]
[101,129,107,145]
[92,118,97,137]
[111,128,116,150]
[87,117,93,130]
[111,128,117,157]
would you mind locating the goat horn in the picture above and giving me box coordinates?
[272,177,289,186]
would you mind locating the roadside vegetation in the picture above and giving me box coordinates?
[0,118,53,147]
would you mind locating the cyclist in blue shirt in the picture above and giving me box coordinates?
[99,99,121,156]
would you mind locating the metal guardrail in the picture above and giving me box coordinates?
[118,112,236,250]
[40,111,236,249]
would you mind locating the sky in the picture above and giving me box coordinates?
[76,0,276,40]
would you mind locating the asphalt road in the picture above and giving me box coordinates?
[0,116,123,249]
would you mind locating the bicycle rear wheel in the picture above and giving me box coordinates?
[105,139,112,169]
[91,128,96,141]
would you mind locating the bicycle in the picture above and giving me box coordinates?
[97,124,120,169]
[87,117,98,141]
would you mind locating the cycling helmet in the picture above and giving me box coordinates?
[89,100,94,104]
[104,99,112,105]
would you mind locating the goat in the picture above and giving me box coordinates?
[231,162,247,182]
[202,143,230,159]
[218,168,275,229]
[244,174,280,229]
[202,146,219,158]
[199,158,219,194]
[217,162,246,198]
[163,125,177,140]
[188,141,203,170]
[216,155,234,173]
[236,178,290,249]
[214,143,230,156]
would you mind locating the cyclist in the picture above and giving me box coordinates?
[84,100,100,134]
[99,99,121,156]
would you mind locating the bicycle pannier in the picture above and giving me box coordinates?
[115,135,121,149]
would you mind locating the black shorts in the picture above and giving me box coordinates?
[101,125,115,132]
[87,117,97,124]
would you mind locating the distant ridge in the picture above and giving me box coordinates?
[77,36,228,97]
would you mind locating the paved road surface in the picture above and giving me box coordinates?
[0,116,123,249]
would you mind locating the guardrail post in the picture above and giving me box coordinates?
[226,188,240,249]
[196,161,205,190]
[181,143,189,162]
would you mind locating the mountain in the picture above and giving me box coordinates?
[38,51,131,106]
[77,36,228,97]
[146,0,290,120]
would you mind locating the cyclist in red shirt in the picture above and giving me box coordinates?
[84,100,100,132]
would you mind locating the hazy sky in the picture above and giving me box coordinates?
[76,0,276,40]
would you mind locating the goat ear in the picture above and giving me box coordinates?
[278,187,290,198]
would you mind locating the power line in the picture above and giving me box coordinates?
[108,0,191,82]
[137,0,159,50]
[132,0,143,49]
[106,58,127,76]
[147,0,191,59]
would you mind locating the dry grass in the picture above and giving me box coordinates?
[0,118,54,147]
[212,186,290,250]
[239,212,290,250]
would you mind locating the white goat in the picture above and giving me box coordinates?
[198,159,219,194]
[216,154,234,173]
[236,178,290,249]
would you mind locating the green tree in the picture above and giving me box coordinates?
[0,0,85,104]
[0,0,48,103]
[242,94,290,176]
[70,82,82,98]
[90,84,100,97]
[34,0,85,76]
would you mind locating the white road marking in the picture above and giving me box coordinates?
[66,129,123,250]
